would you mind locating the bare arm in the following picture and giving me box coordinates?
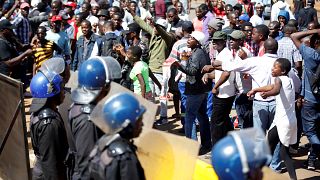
[137,74,146,98]
[295,61,302,78]
[4,0,19,19]
[290,29,319,48]
[213,71,230,89]
[4,49,33,67]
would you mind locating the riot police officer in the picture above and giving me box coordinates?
[29,71,69,180]
[68,56,121,179]
[211,128,272,180]
[88,92,146,180]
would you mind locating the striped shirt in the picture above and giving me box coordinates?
[277,37,302,68]
[33,40,56,71]
[12,13,30,44]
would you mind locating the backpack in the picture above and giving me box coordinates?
[309,64,320,99]
[101,33,119,58]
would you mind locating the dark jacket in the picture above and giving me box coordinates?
[179,47,212,95]
[30,108,69,180]
[68,103,104,179]
[72,33,102,71]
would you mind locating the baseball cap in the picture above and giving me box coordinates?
[51,15,63,22]
[208,18,225,30]
[123,23,141,34]
[156,18,168,29]
[239,14,250,22]
[228,30,246,40]
[212,31,227,40]
[20,2,30,9]
[255,2,264,7]
[182,21,194,32]
[190,31,205,45]
[0,19,16,30]
[64,1,77,9]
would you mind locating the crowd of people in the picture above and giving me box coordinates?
[0,0,320,179]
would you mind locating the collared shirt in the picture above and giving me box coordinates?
[215,47,237,98]
[299,44,320,103]
[222,53,277,101]
[277,37,302,68]
[244,40,258,56]
[12,13,30,44]
[250,15,264,27]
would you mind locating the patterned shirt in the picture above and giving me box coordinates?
[33,40,58,71]
[277,36,302,68]
[244,40,258,56]
[12,13,30,44]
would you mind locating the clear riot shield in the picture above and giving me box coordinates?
[0,74,31,180]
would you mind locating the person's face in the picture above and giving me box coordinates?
[91,6,100,16]
[225,7,233,15]
[75,15,82,26]
[278,16,286,26]
[187,36,198,49]
[252,28,261,43]
[81,22,91,36]
[51,3,60,13]
[230,14,239,25]
[208,26,216,37]
[176,3,183,13]
[82,4,90,13]
[129,3,137,13]
[172,0,178,5]
[167,12,176,23]
[229,38,241,50]
[21,7,29,17]
[51,20,62,32]
[243,26,253,40]
[141,0,147,8]
[2,28,14,37]
[268,24,279,37]
[255,5,264,16]
[196,8,203,19]
[149,4,155,13]
[308,22,316,30]
[212,39,226,52]
[109,8,116,17]
[132,116,144,138]
[64,6,72,14]
[112,15,122,27]
[37,28,46,40]
[98,15,107,21]
[271,61,283,77]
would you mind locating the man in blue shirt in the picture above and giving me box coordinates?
[291,29,320,170]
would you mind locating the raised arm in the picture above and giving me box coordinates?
[290,29,319,48]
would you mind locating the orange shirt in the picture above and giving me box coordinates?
[192,17,203,32]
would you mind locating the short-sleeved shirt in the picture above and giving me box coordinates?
[0,37,18,75]
[277,37,302,68]
[299,44,320,103]
[129,61,151,95]
[46,30,71,56]
[298,7,317,29]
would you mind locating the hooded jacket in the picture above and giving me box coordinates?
[278,10,290,23]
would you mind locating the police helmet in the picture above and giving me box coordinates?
[71,56,121,104]
[39,57,65,76]
[30,71,63,98]
[211,128,271,180]
[91,92,146,135]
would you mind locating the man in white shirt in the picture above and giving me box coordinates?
[250,2,264,27]
[202,31,237,146]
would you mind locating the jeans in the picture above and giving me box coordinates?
[178,82,186,127]
[185,93,212,148]
[235,93,253,129]
[211,95,235,146]
[149,73,167,117]
[252,100,276,132]
[206,83,214,119]
[301,101,320,161]
[252,100,280,170]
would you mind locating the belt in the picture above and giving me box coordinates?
[253,99,275,103]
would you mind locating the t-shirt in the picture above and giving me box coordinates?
[129,61,151,95]
[46,30,71,56]
[298,7,317,29]
[33,40,56,71]
[0,38,18,75]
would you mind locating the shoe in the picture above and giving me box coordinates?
[154,117,168,126]
[198,146,211,155]
[178,127,185,134]
[171,113,180,118]
[289,147,298,155]
[307,160,316,171]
